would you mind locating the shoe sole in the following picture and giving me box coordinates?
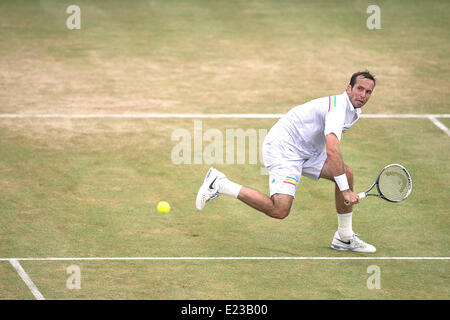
[195,186,206,211]
[331,243,350,251]
[195,168,217,211]
[331,243,376,253]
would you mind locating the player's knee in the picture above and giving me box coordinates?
[270,194,293,219]
[271,207,290,219]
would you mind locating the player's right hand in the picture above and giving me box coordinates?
[342,189,360,205]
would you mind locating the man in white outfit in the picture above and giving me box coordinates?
[196,71,377,253]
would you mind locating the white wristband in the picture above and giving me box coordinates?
[334,173,350,191]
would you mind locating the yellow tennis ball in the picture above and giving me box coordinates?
[157,201,170,214]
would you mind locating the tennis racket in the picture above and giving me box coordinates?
[344,163,412,205]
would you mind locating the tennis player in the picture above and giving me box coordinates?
[196,71,377,253]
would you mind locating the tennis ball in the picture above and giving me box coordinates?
[157,201,171,214]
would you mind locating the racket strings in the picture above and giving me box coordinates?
[378,166,411,201]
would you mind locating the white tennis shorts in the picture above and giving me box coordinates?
[262,141,327,198]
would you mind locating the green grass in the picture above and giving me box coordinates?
[0,0,449,300]
[14,260,449,300]
[0,118,448,299]
[0,0,449,114]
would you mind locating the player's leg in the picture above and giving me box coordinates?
[195,167,294,219]
[238,188,293,219]
[196,136,301,219]
[303,153,376,252]
[319,163,354,214]
[319,160,355,242]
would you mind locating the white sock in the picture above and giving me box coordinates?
[217,178,242,199]
[337,212,354,241]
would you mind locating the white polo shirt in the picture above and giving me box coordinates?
[265,91,361,159]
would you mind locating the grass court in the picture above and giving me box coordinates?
[0,0,448,299]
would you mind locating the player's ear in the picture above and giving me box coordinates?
[346,84,352,94]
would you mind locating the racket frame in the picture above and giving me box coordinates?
[360,163,412,203]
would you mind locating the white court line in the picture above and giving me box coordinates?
[3,257,447,298]
[1,113,449,136]
[0,113,449,119]
[1,112,449,137]
[361,114,450,118]
[2,257,449,261]
[9,259,45,300]
[0,113,288,119]
[428,116,450,137]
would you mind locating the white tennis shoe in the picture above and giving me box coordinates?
[195,167,226,211]
[331,231,376,253]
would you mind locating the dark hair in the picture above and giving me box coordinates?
[349,71,376,88]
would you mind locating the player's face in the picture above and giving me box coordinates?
[346,76,375,108]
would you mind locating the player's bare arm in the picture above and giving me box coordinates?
[324,133,360,205]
